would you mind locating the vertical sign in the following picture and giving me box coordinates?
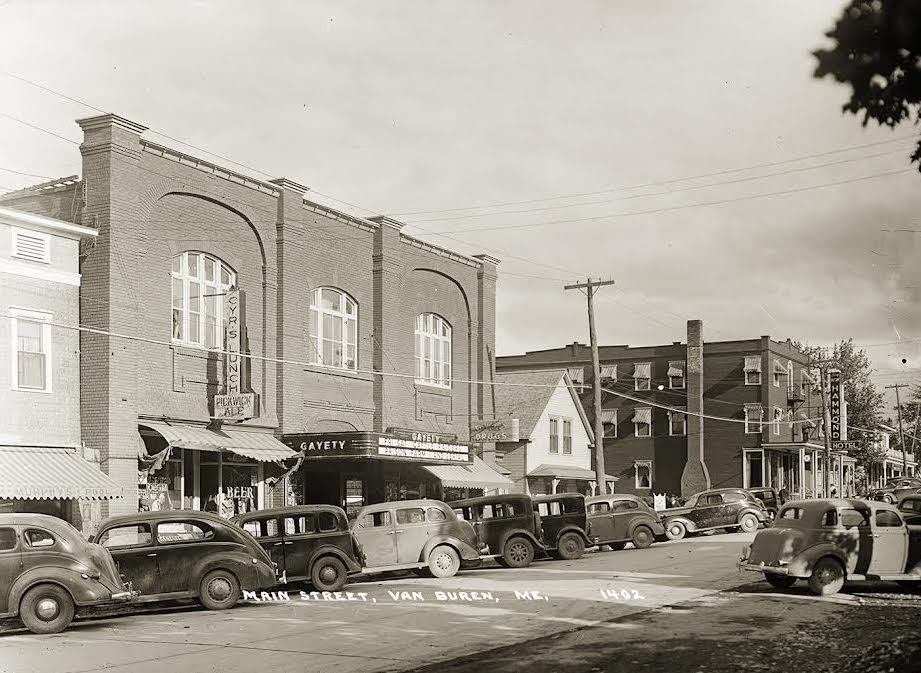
[828,369,842,443]
[213,287,257,420]
[226,287,241,394]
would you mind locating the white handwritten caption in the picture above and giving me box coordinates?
[243,589,552,603]
[599,588,646,601]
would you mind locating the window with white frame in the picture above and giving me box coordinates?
[10,309,52,392]
[601,409,617,437]
[773,406,783,435]
[600,364,617,381]
[787,361,794,393]
[11,227,51,264]
[668,360,685,389]
[415,313,451,387]
[633,407,652,437]
[634,461,653,489]
[171,252,236,349]
[772,359,786,387]
[567,367,584,386]
[744,405,763,434]
[669,409,687,436]
[800,370,810,398]
[743,356,761,385]
[549,417,559,453]
[633,363,651,391]
[309,288,358,370]
[562,419,572,454]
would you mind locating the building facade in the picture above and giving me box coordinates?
[0,205,124,532]
[497,320,855,500]
[1,114,501,527]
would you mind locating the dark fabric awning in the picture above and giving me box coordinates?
[0,446,125,500]
[140,421,296,462]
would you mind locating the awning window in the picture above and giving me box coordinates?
[567,367,584,384]
[600,365,617,380]
[667,406,687,418]
[601,410,617,424]
[745,404,764,417]
[0,447,125,500]
[743,356,762,373]
[667,361,685,377]
[773,360,788,375]
[633,408,652,424]
[797,410,817,428]
[139,422,296,462]
[422,456,513,489]
[633,363,651,379]
[801,369,816,384]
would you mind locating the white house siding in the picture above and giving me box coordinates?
[525,374,592,474]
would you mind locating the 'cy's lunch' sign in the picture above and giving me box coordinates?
[213,287,258,420]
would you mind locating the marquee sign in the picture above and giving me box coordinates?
[285,432,473,465]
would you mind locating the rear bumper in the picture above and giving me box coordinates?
[738,559,790,576]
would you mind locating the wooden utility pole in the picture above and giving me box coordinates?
[911,396,921,455]
[564,278,615,496]
[886,384,910,473]
[819,366,833,498]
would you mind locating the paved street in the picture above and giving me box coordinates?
[2,531,920,673]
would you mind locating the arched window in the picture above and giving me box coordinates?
[171,252,236,348]
[415,313,451,388]
[308,288,357,370]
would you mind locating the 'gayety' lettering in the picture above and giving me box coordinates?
[299,440,346,452]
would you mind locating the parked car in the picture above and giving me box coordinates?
[585,494,666,550]
[532,494,592,560]
[231,505,362,592]
[0,514,133,634]
[897,493,921,525]
[739,498,921,595]
[92,510,276,610]
[747,487,784,519]
[451,494,546,568]
[868,477,921,504]
[351,499,480,578]
[661,488,769,540]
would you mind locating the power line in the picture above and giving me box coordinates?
[0,165,53,180]
[389,134,919,217]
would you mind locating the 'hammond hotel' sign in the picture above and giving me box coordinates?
[285,432,473,465]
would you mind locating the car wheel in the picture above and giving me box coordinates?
[199,569,241,610]
[808,557,846,596]
[503,537,535,568]
[631,525,654,549]
[311,556,348,592]
[556,533,585,560]
[19,584,75,635]
[764,573,797,590]
[428,545,461,578]
[665,521,686,541]
[739,513,759,533]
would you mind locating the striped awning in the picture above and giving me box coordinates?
[773,359,788,375]
[633,363,651,379]
[528,464,619,481]
[744,356,761,372]
[0,447,126,500]
[140,421,296,462]
[422,456,513,489]
[633,408,652,424]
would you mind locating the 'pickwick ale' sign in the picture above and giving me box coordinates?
[213,287,258,420]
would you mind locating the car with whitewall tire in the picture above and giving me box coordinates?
[661,488,768,540]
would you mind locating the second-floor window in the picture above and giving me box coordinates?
[601,409,617,437]
[549,418,559,453]
[562,419,572,454]
[633,363,651,391]
[308,288,358,370]
[669,409,687,436]
[633,407,652,437]
[415,313,451,387]
[744,356,761,385]
[773,407,783,435]
[668,361,685,389]
[744,405,763,434]
[11,309,52,392]
[171,252,236,349]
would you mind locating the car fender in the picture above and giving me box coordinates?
[627,515,662,537]
[8,567,109,615]
[554,524,592,547]
[498,528,545,551]
[663,515,698,533]
[187,551,269,595]
[308,545,362,573]
[787,543,848,578]
[422,535,480,562]
[738,506,768,524]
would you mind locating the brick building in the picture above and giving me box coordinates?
[497,320,856,500]
[1,113,502,525]
[0,205,124,532]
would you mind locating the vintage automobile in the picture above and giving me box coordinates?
[897,493,921,526]
[739,498,921,595]
[451,494,546,568]
[351,499,480,578]
[661,488,769,540]
[585,494,666,550]
[532,494,592,560]
[231,505,362,592]
[0,513,133,634]
[747,487,784,519]
[868,477,921,504]
[92,510,276,610]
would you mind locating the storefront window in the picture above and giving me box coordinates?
[345,478,364,518]
[146,453,182,512]
[199,452,260,517]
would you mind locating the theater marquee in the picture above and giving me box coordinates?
[284,431,473,465]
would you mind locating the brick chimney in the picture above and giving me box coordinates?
[681,319,711,496]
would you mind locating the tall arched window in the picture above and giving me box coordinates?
[171,252,236,348]
[308,288,357,370]
[415,313,452,388]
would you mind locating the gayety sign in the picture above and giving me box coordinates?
[470,418,520,443]
[213,287,258,420]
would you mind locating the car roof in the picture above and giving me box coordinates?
[533,494,585,503]
[357,499,448,512]
[232,504,346,522]
[781,498,899,512]
[585,494,643,504]
[0,513,79,534]
[450,494,533,507]
[99,509,233,528]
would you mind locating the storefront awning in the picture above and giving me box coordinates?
[422,456,513,489]
[0,447,126,500]
[140,422,296,462]
[528,464,619,482]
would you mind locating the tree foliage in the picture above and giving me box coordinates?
[893,383,921,456]
[813,1,921,171]
[798,338,887,469]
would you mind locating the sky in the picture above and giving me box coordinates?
[0,0,919,411]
